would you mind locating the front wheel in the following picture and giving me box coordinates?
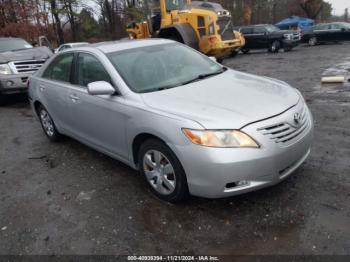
[38,105,61,142]
[269,41,280,53]
[138,139,189,203]
[308,36,318,46]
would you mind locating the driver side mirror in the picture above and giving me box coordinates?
[87,81,116,96]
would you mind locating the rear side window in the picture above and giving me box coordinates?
[76,53,111,87]
[241,27,253,34]
[43,53,74,82]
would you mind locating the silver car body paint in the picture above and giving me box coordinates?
[29,39,313,198]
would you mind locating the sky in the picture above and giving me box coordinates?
[326,0,350,15]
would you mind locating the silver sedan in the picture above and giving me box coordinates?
[28,39,313,202]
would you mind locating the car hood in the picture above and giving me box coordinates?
[141,70,300,129]
[0,47,52,63]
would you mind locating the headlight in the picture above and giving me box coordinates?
[182,129,259,148]
[0,64,12,75]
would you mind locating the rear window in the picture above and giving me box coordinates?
[0,38,33,53]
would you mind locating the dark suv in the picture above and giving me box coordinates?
[235,24,301,53]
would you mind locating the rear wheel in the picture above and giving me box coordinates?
[269,40,280,53]
[38,105,61,142]
[308,36,317,46]
[138,139,189,203]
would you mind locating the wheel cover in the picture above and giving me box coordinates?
[40,110,54,137]
[309,37,316,46]
[143,150,176,195]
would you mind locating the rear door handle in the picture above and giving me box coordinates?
[39,85,46,92]
[69,94,80,102]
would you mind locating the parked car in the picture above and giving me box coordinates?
[28,39,313,202]
[235,24,301,53]
[301,22,350,46]
[0,37,52,104]
[54,42,89,53]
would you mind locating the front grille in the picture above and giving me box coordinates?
[11,59,46,74]
[258,105,309,145]
[217,17,234,41]
[292,32,301,41]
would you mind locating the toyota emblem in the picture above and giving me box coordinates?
[294,112,302,125]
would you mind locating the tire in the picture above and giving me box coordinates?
[242,48,250,54]
[269,40,280,53]
[138,139,189,203]
[38,105,61,142]
[308,36,317,46]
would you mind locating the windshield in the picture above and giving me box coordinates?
[0,38,33,53]
[108,43,224,93]
[265,25,280,32]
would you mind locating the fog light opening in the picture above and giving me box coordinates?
[225,180,250,189]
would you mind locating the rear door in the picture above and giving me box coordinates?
[251,26,268,48]
[67,52,128,159]
[39,52,74,132]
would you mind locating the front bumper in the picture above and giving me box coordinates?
[0,73,30,95]
[174,104,314,199]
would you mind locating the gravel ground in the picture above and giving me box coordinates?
[0,43,349,255]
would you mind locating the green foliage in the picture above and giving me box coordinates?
[78,8,99,39]
[126,6,147,22]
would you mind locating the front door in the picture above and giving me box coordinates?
[67,52,128,160]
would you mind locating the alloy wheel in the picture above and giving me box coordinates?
[40,109,54,137]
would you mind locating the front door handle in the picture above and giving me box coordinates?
[69,94,80,102]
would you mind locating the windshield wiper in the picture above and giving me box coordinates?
[143,83,181,93]
[182,67,227,85]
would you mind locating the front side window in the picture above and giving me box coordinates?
[265,25,280,33]
[42,53,74,82]
[108,43,224,93]
[76,53,111,87]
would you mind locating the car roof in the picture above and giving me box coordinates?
[78,38,175,54]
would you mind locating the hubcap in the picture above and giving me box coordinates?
[40,109,54,137]
[309,37,316,46]
[143,150,176,195]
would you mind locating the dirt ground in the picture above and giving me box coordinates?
[0,43,349,256]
